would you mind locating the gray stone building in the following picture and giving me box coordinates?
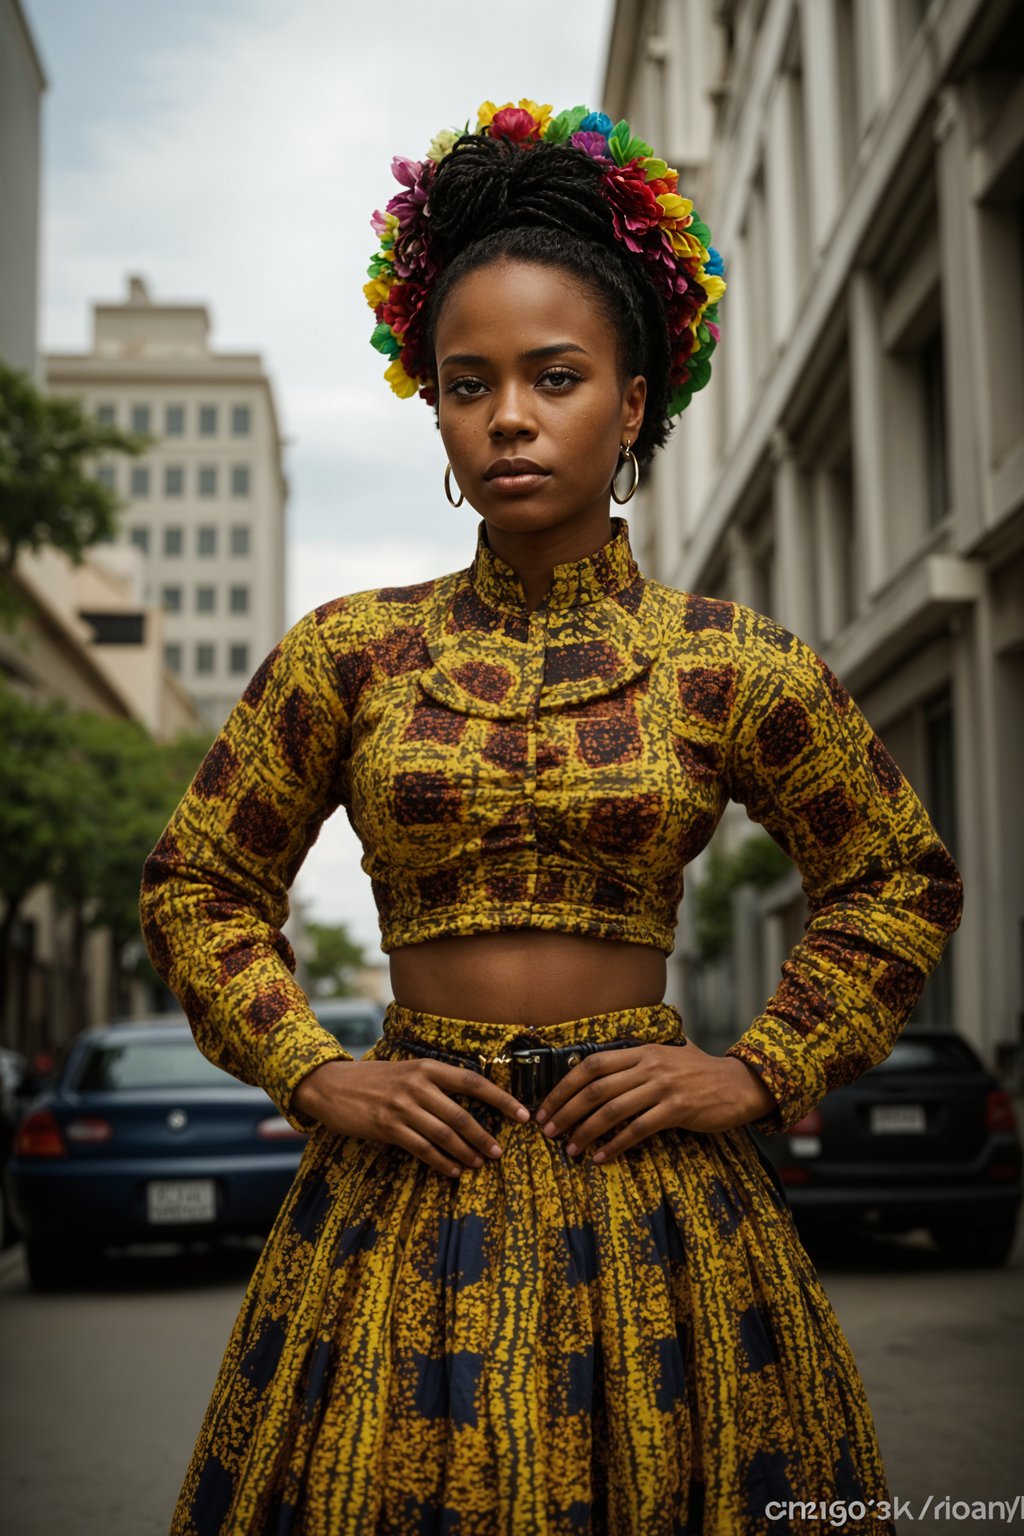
[46,275,289,731]
[602,0,1024,1077]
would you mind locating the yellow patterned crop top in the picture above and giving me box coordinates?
[139,516,963,1137]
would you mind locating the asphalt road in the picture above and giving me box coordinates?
[0,1223,1021,1536]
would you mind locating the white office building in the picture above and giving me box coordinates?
[45,275,289,731]
[602,0,1024,1077]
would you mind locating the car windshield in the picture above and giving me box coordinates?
[75,1039,246,1091]
[316,1012,381,1048]
[873,1036,978,1072]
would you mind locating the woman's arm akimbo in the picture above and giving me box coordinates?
[722,610,964,1134]
[138,608,355,1133]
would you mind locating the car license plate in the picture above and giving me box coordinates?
[146,1179,217,1224]
[870,1103,926,1134]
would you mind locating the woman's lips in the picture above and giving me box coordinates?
[485,471,551,495]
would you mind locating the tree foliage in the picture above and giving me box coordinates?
[304,921,368,999]
[0,683,212,1024]
[691,833,794,962]
[0,360,151,622]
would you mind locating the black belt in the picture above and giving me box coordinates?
[390,1034,683,1113]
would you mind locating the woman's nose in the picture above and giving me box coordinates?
[487,383,537,439]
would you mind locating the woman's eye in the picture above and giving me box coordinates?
[540,369,581,389]
[447,377,488,398]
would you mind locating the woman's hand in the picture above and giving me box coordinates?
[291,1058,533,1178]
[532,1041,777,1163]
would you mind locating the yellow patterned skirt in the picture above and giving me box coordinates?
[169,1002,895,1536]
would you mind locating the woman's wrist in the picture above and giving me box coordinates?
[292,1058,352,1120]
[721,1056,777,1125]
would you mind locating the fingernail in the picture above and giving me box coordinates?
[592,1150,606,1163]
[516,1106,531,1122]
[566,1142,578,1156]
[488,1144,502,1158]
[542,1121,556,1137]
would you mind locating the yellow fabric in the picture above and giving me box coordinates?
[139,516,962,1137]
[166,1000,897,1536]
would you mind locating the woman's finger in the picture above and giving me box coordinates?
[585,1106,666,1164]
[539,1063,647,1139]
[533,1046,645,1128]
[562,1081,663,1156]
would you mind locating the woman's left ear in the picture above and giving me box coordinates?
[622,374,646,443]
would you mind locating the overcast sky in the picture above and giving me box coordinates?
[23,0,617,956]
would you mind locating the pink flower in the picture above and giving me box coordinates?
[570,131,613,160]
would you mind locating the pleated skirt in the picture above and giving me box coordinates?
[169,1001,897,1536]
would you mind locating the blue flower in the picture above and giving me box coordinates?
[579,111,613,138]
[704,245,725,276]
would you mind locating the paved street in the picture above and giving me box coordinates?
[0,1224,1021,1535]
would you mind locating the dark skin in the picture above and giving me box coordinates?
[294,259,775,1173]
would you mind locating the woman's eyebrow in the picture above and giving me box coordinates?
[439,343,590,369]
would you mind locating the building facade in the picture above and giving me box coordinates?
[45,275,289,731]
[0,0,45,382]
[602,0,1024,1077]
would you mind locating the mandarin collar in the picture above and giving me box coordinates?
[468,516,641,615]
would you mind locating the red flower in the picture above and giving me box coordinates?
[488,107,539,143]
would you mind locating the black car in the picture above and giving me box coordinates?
[4,1017,310,1291]
[753,1029,1022,1266]
[313,997,386,1056]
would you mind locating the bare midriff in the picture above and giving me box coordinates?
[388,930,668,1026]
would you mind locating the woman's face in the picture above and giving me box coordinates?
[434,259,646,540]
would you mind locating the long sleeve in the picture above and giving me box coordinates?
[721,610,964,1134]
[139,608,355,1133]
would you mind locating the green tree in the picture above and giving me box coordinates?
[0,682,212,1035]
[691,833,793,963]
[305,921,367,999]
[0,360,151,624]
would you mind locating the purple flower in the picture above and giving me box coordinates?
[570,130,613,160]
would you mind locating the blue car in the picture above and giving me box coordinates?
[4,1017,311,1292]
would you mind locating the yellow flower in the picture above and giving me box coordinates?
[476,98,553,134]
[363,275,393,310]
[384,358,419,399]
[665,231,703,260]
[518,98,553,134]
[702,273,727,305]
[426,127,460,164]
[656,193,694,223]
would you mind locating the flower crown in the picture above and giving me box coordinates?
[364,99,726,417]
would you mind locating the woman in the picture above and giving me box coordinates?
[141,100,963,1536]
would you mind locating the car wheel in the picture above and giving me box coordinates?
[25,1237,103,1293]
[929,1217,1018,1268]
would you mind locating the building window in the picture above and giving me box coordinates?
[165,404,185,436]
[164,527,183,557]
[230,464,250,497]
[161,584,182,612]
[196,642,216,674]
[164,465,184,497]
[229,643,250,674]
[229,584,250,614]
[131,403,151,434]
[230,524,250,556]
[196,584,216,613]
[197,526,217,556]
[199,404,218,436]
[922,329,950,527]
[96,403,116,426]
[198,465,218,497]
[130,464,151,497]
[96,463,116,491]
[231,404,251,436]
[129,526,150,555]
[164,643,182,674]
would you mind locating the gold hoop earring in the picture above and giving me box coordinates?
[611,441,640,505]
[444,462,465,508]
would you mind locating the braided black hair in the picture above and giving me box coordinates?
[423,134,673,468]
